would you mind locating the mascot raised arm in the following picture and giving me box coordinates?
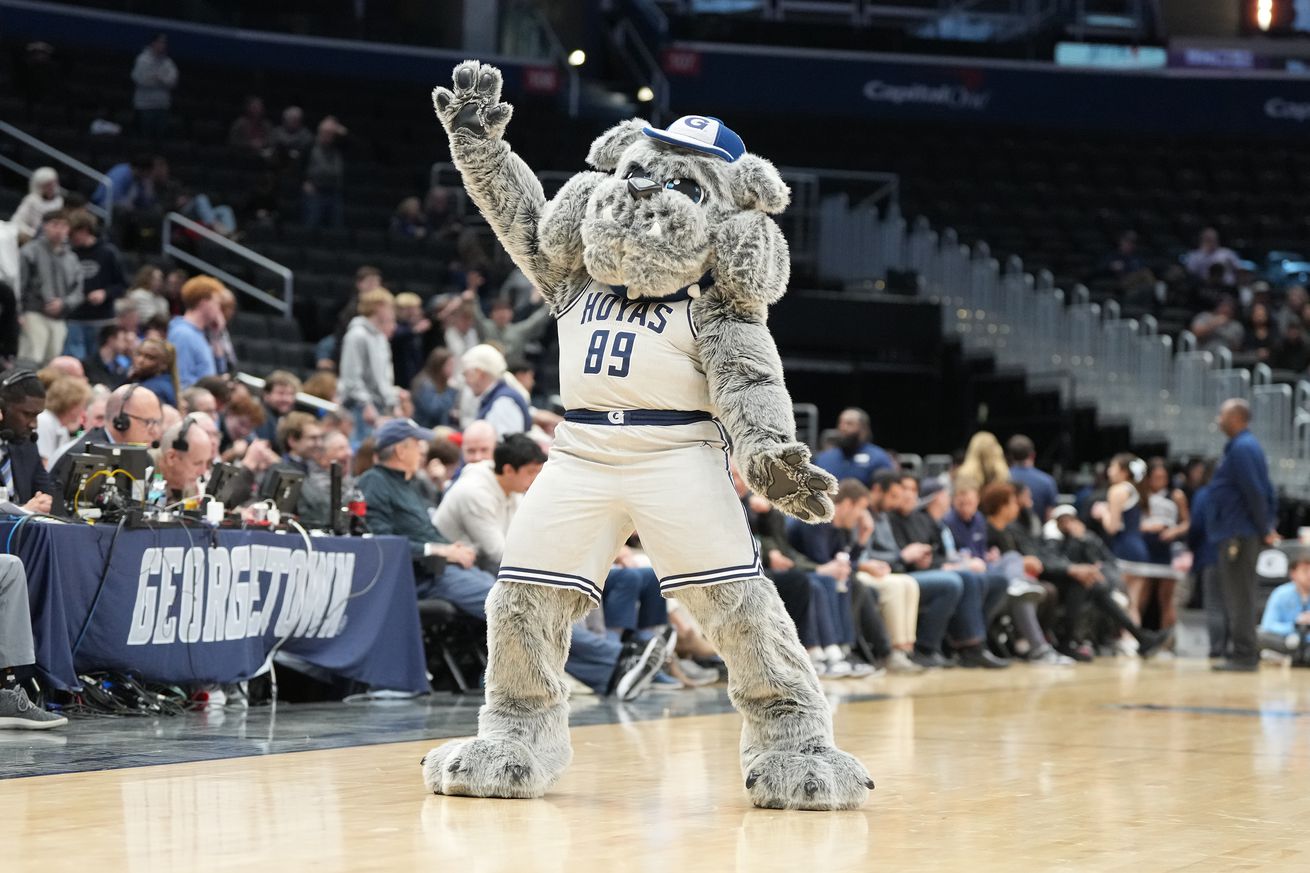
[421,60,873,811]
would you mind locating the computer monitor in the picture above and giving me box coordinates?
[59,453,114,515]
[203,462,250,508]
[85,443,154,503]
[258,469,305,516]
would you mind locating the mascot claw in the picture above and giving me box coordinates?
[743,747,874,811]
[433,60,512,140]
[750,445,837,524]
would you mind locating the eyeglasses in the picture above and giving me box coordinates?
[126,412,164,432]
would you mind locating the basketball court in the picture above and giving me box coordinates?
[6,661,1307,872]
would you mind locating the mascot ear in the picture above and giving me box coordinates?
[586,119,649,172]
[731,154,790,215]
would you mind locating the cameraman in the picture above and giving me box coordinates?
[1258,551,1310,661]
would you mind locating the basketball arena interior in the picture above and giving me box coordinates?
[3,1,1310,870]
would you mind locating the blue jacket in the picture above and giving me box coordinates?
[944,508,988,558]
[1206,430,1277,543]
[168,317,216,389]
[1009,464,1059,521]
[814,442,894,488]
[1186,485,1218,570]
[1259,581,1310,636]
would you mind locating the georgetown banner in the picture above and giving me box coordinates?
[12,521,429,693]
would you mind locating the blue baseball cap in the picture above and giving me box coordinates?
[374,418,434,452]
[642,115,745,163]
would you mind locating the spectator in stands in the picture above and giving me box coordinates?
[957,431,1009,490]
[812,408,893,488]
[84,390,107,434]
[730,461,849,649]
[168,276,224,388]
[322,429,352,476]
[424,185,465,239]
[131,33,178,139]
[18,209,82,364]
[433,284,480,361]
[412,347,458,428]
[1242,301,1278,363]
[151,416,214,505]
[228,96,272,156]
[323,265,383,367]
[391,292,431,389]
[359,419,663,697]
[983,483,1167,660]
[180,386,217,418]
[35,376,90,466]
[65,210,125,361]
[391,197,428,239]
[191,375,231,414]
[339,287,398,437]
[786,478,877,677]
[1270,318,1310,373]
[890,474,1034,665]
[10,167,62,244]
[460,419,496,468]
[92,154,157,212]
[1048,504,1171,660]
[0,555,66,729]
[1257,552,1310,659]
[1190,295,1244,354]
[119,264,167,331]
[262,412,331,525]
[161,268,186,316]
[302,116,347,229]
[466,288,552,363]
[127,337,178,407]
[271,106,314,166]
[0,370,56,511]
[210,285,236,374]
[861,470,970,668]
[1006,434,1057,522]
[254,370,301,444]
[1098,230,1147,283]
[1185,227,1239,286]
[1275,285,1308,335]
[217,392,263,452]
[1208,398,1278,672]
[435,433,546,571]
[945,478,987,559]
[463,344,530,437]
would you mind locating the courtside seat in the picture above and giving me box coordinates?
[417,598,487,694]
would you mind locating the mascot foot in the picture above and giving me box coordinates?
[422,738,556,799]
[744,746,874,811]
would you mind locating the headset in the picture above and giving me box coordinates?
[172,414,196,454]
[111,383,141,434]
[0,369,41,444]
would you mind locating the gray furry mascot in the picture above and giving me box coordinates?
[421,61,873,810]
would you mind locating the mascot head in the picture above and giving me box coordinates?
[572,115,791,301]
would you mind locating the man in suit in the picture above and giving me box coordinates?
[49,382,163,515]
[0,369,58,512]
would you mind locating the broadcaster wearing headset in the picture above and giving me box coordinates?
[151,415,214,505]
[0,369,59,513]
[48,382,163,516]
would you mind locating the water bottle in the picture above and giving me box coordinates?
[347,485,368,535]
[147,473,166,506]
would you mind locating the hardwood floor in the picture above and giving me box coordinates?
[7,660,1310,872]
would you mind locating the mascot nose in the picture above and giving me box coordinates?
[626,177,661,200]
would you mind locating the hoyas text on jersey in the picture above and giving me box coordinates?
[578,289,673,334]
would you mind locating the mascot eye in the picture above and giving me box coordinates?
[664,178,705,204]
[623,165,649,180]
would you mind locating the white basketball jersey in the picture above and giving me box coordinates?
[555,280,712,413]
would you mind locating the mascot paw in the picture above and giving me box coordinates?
[432,60,513,140]
[422,738,552,799]
[747,444,837,523]
[744,746,874,811]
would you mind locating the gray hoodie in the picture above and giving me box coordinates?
[19,236,83,315]
[339,315,396,410]
[132,49,178,110]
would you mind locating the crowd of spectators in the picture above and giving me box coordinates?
[1094,226,1310,380]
